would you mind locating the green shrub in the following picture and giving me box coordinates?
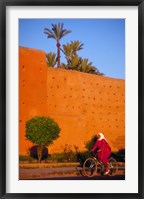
[85,135,97,151]
[48,152,77,163]
[112,149,125,162]
[76,151,91,166]
[19,155,29,162]
[19,155,34,163]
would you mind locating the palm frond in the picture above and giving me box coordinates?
[44,28,57,40]
[62,43,73,57]
[46,52,57,68]
[59,29,71,40]
[70,40,84,53]
[44,23,71,42]
[44,23,71,68]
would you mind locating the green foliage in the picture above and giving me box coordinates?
[61,42,73,64]
[77,58,104,75]
[46,52,57,68]
[112,149,125,162]
[44,23,71,41]
[69,54,82,70]
[48,152,77,163]
[44,23,71,68]
[60,63,67,69]
[48,153,64,163]
[48,144,79,163]
[61,40,83,58]
[61,40,104,75]
[70,40,84,55]
[78,58,93,73]
[85,135,98,151]
[59,144,78,162]
[76,151,91,166]
[19,155,34,163]
[61,42,83,70]
[71,40,84,50]
[25,116,61,147]
[44,22,104,75]
[47,145,79,163]
[19,155,29,161]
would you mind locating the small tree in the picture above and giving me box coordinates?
[25,116,61,163]
[44,23,71,68]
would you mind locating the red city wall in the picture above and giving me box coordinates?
[19,46,125,155]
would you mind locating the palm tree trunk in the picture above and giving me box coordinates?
[57,42,61,68]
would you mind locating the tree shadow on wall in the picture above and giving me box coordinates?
[30,145,48,162]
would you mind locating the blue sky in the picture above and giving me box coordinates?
[19,19,125,79]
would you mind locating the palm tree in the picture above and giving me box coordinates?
[79,58,93,73]
[61,40,84,69]
[69,54,82,70]
[70,40,84,55]
[46,52,57,68]
[61,42,73,67]
[44,23,71,68]
[78,58,104,75]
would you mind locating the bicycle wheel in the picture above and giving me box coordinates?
[108,157,118,175]
[83,158,97,177]
[79,169,85,176]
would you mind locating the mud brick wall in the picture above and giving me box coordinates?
[19,47,125,155]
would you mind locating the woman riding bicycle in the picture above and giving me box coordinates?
[91,132,111,175]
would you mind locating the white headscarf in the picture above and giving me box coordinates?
[97,132,108,142]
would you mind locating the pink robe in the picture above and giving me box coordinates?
[91,139,111,166]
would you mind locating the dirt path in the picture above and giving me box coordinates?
[19,166,125,180]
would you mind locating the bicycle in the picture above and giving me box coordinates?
[82,155,118,177]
